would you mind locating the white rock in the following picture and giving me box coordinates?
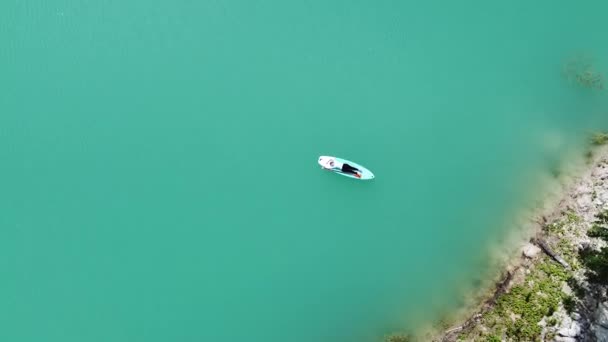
[577,194,592,209]
[555,337,577,342]
[554,336,577,342]
[522,243,541,258]
[560,316,573,330]
[558,320,581,337]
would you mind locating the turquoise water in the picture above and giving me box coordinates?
[2,1,608,341]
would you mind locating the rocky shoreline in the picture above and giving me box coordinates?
[386,142,608,342]
[439,144,608,342]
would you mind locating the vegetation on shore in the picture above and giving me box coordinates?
[482,257,572,341]
[580,210,608,286]
[446,213,581,342]
[448,204,608,342]
[457,135,608,342]
[381,215,585,342]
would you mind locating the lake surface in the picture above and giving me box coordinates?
[2,1,608,341]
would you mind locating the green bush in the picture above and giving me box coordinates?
[486,334,501,342]
[566,211,582,223]
[580,246,608,285]
[544,221,565,234]
[563,295,576,313]
[579,210,608,285]
[595,210,608,225]
[588,224,608,240]
[479,256,573,341]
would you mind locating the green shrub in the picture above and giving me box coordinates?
[486,334,501,342]
[488,258,571,341]
[544,221,565,234]
[588,224,608,240]
[579,210,608,285]
[595,210,608,225]
[566,211,582,223]
[580,246,608,285]
[563,295,576,313]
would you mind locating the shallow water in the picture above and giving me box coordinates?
[2,1,608,341]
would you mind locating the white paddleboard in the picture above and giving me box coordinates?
[318,156,375,180]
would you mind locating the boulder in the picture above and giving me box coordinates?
[558,318,581,338]
[561,282,573,297]
[522,243,541,258]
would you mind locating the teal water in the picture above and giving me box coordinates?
[2,1,608,341]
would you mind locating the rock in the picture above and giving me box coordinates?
[522,243,541,258]
[577,194,592,209]
[558,317,581,338]
[554,337,577,342]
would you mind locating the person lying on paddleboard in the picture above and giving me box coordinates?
[322,157,362,178]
